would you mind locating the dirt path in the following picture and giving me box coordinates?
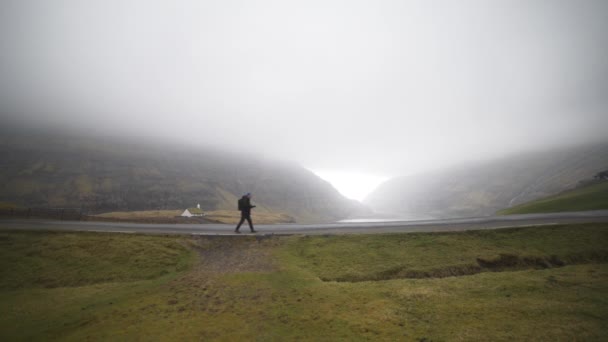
[187,235,278,274]
[161,236,280,314]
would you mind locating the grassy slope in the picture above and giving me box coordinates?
[499,181,608,215]
[1,225,608,340]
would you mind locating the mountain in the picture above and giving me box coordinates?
[0,127,366,223]
[365,143,608,218]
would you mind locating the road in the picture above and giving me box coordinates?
[2,210,608,235]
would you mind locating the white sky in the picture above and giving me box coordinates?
[1,0,607,199]
[312,170,389,201]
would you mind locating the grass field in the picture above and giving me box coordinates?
[0,202,20,210]
[1,224,608,340]
[94,209,295,224]
[499,181,608,215]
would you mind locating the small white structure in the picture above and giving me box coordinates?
[181,203,204,217]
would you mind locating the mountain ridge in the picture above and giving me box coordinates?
[0,127,367,223]
[365,142,608,218]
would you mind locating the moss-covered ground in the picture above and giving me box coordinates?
[1,224,608,341]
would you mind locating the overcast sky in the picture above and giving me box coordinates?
[1,0,607,189]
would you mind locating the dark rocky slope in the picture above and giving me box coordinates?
[0,128,366,223]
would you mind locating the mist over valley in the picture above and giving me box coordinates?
[3,2,608,340]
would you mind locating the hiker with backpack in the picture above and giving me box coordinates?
[235,192,256,233]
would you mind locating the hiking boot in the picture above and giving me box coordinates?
[251,230,257,233]
[234,230,241,234]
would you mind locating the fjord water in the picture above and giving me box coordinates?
[338,213,436,223]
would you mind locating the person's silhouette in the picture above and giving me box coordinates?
[235,192,256,233]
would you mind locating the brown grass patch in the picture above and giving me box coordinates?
[185,235,278,274]
[93,209,295,224]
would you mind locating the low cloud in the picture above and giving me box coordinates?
[1,0,607,176]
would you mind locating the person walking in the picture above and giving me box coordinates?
[235,193,256,233]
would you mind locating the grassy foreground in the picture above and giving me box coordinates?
[499,181,608,215]
[1,224,608,340]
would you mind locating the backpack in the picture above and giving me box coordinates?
[238,197,245,211]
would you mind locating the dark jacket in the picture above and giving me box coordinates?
[238,196,255,215]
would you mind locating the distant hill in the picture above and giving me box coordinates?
[365,143,608,218]
[0,127,367,223]
[497,179,608,215]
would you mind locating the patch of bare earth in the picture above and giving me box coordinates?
[187,235,279,274]
[160,236,280,314]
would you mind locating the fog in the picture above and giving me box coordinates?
[1,0,607,185]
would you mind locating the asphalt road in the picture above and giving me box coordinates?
[2,210,608,235]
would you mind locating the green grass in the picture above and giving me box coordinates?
[1,224,608,340]
[0,231,194,289]
[499,181,608,215]
[281,224,608,282]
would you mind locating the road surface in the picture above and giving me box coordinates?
[2,210,608,235]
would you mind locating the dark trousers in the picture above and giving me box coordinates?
[235,213,254,231]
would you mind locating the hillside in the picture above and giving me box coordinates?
[0,127,366,223]
[498,180,608,215]
[365,143,608,218]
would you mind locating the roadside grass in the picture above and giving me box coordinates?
[202,209,296,224]
[1,224,608,340]
[0,231,195,289]
[499,181,608,215]
[281,224,608,282]
[94,210,182,219]
[95,209,295,224]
